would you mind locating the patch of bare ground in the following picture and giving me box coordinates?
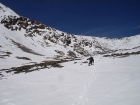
[10,39,44,56]
[103,51,140,58]
[132,46,140,49]
[82,61,88,63]
[67,50,77,58]
[55,50,65,56]
[0,51,12,59]
[0,58,81,79]
[16,56,31,60]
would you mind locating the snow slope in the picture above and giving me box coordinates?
[0,55,140,105]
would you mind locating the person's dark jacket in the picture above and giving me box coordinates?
[87,57,94,62]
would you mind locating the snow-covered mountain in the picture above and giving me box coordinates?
[0,3,140,105]
[0,2,140,69]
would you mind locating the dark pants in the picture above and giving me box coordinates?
[88,60,93,66]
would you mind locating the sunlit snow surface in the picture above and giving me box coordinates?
[0,55,140,105]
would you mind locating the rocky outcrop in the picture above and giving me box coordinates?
[103,51,140,58]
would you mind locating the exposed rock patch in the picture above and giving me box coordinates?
[103,51,140,58]
[16,56,31,60]
[0,58,80,79]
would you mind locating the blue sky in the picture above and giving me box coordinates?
[0,0,140,38]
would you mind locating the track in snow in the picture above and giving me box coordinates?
[72,65,98,105]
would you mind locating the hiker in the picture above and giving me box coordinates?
[87,56,94,66]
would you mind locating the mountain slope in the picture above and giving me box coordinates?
[0,2,140,69]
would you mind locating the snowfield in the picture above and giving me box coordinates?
[0,55,140,105]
